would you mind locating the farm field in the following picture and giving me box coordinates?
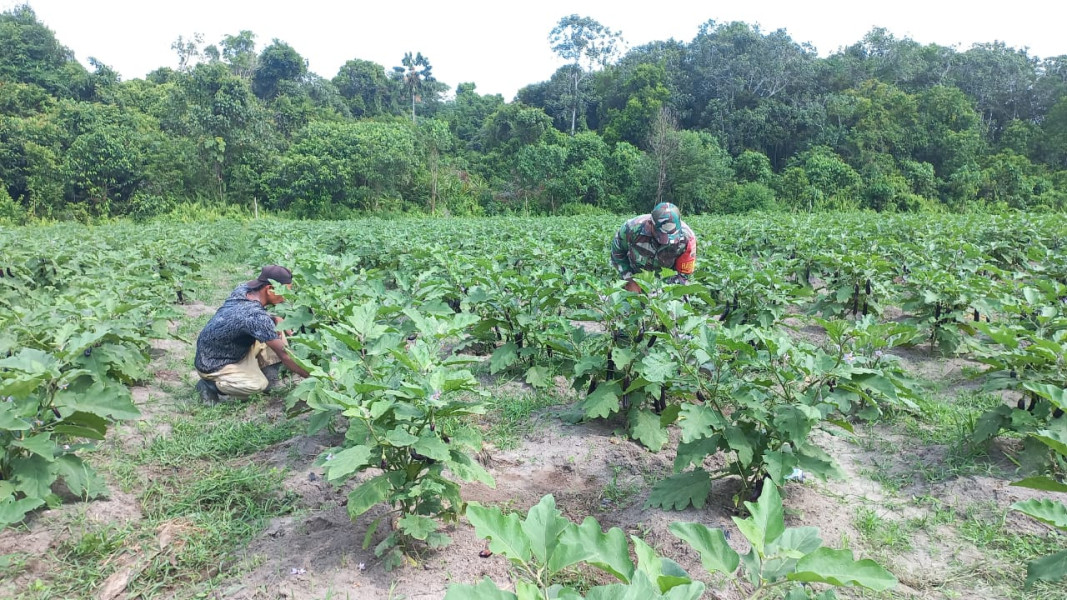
[1,213,1065,600]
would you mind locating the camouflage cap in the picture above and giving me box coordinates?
[651,202,683,245]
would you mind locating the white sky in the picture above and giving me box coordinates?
[11,0,1067,100]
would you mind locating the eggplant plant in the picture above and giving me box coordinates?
[291,298,495,569]
[446,486,896,600]
[566,272,713,451]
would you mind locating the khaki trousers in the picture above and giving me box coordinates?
[198,341,282,397]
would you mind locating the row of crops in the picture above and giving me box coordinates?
[2,212,1065,594]
[0,223,226,526]
[242,212,1066,591]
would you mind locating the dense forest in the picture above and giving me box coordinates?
[1,5,1065,221]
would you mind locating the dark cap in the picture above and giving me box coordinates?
[651,202,683,245]
[246,265,293,289]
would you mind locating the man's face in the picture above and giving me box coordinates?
[265,283,292,305]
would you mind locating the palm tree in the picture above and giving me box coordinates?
[394,52,434,123]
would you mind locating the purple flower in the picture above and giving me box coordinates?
[844,353,855,365]
[874,350,884,358]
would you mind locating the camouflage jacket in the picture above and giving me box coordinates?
[609,215,697,281]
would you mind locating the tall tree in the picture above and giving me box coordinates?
[548,14,623,135]
[0,5,90,99]
[394,52,434,123]
[253,39,307,100]
[333,58,395,117]
[220,31,258,79]
[647,106,679,204]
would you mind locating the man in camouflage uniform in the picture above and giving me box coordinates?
[610,202,697,292]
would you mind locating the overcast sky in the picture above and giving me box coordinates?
[11,0,1067,100]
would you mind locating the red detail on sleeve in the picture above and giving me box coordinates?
[674,236,696,275]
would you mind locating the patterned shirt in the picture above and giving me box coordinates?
[194,285,279,373]
[610,215,697,281]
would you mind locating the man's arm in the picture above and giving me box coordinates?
[265,338,310,378]
[610,224,634,279]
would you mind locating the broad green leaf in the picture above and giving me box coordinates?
[724,427,754,467]
[772,406,817,443]
[734,483,785,556]
[789,547,897,591]
[490,342,519,374]
[347,474,390,519]
[612,346,636,370]
[851,373,899,400]
[0,348,59,374]
[1031,429,1067,457]
[525,365,552,389]
[646,470,711,511]
[1025,549,1067,588]
[384,428,419,447]
[677,404,725,443]
[632,537,693,593]
[55,380,140,421]
[53,411,109,440]
[674,436,722,471]
[629,409,668,452]
[581,381,621,420]
[13,433,55,461]
[574,354,607,378]
[553,516,634,582]
[466,502,531,561]
[585,573,705,600]
[10,454,57,499]
[638,353,676,383]
[443,577,516,600]
[1011,477,1067,493]
[771,526,822,556]
[668,522,739,575]
[763,450,799,486]
[446,449,495,487]
[1011,498,1067,529]
[398,514,438,540]
[0,404,30,431]
[1023,382,1067,408]
[515,580,541,600]
[521,495,570,564]
[414,434,451,462]
[53,455,107,499]
[323,445,373,483]
[631,535,664,582]
[426,531,452,549]
[0,496,45,527]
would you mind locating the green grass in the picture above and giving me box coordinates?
[854,506,914,553]
[140,406,300,466]
[915,501,1066,600]
[472,391,565,450]
[598,464,643,509]
[891,390,1003,446]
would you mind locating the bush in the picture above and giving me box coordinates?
[558,202,612,216]
[0,184,26,225]
[719,181,778,214]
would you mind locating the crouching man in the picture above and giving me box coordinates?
[194,265,310,403]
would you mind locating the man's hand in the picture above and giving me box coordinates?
[265,338,310,379]
[623,279,641,293]
[272,314,294,337]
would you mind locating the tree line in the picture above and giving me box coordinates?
[0,6,1065,221]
